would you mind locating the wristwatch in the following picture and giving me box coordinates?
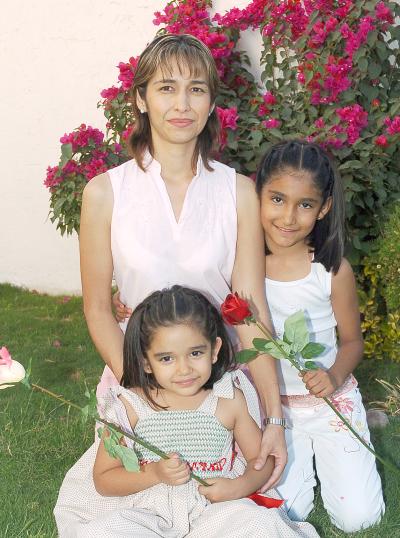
[264,417,287,428]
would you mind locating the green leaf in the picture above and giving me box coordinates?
[235,349,259,364]
[358,57,368,73]
[98,426,139,471]
[253,338,272,351]
[283,311,309,352]
[21,358,32,389]
[368,62,381,79]
[301,342,325,359]
[262,340,290,360]
[251,130,263,145]
[113,444,140,472]
[61,143,73,160]
[304,360,318,370]
[83,383,98,418]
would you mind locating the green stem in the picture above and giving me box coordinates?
[252,321,400,475]
[30,383,209,486]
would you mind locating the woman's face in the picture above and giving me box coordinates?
[137,59,213,150]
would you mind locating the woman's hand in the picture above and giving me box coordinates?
[112,291,132,323]
[198,477,236,503]
[255,425,287,491]
[153,454,191,486]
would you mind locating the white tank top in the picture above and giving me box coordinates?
[265,262,338,395]
[110,152,237,331]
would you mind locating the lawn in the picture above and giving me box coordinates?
[0,284,399,538]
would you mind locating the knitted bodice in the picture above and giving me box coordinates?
[100,371,261,480]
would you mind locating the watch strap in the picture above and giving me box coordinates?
[264,417,287,428]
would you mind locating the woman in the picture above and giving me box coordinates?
[55,34,286,533]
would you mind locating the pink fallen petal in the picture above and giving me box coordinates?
[0,346,12,367]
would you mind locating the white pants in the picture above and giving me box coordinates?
[276,387,385,533]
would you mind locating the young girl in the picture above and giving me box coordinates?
[255,140,385,533]
[57,286,319,538]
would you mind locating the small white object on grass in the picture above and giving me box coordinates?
[366,409,390,428]
[0,346,26,389]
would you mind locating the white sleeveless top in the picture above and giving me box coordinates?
[110,153,237,324]
[97,153,238,394]
[265,262,338,395]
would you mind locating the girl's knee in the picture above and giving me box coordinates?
[329,500,385,533]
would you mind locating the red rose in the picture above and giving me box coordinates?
[221,293,252,325]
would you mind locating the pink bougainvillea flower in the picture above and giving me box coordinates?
[122,125,134,141]
[263,91,277,106]
[216,106,239,130]
[297,72,306,84]
[263,118,281,129]
[216,106,239,148]
[100,86,120,101]
[375,135,388,147]
[0,347,26,389]
[385,116,400,135]
[118,56,139,91]
[375,1,394,23]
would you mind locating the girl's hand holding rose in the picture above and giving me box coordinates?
[153,453,191,486]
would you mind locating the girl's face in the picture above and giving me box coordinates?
[136,59,213,151]
[260,169,331,252]
[143,323,221,399]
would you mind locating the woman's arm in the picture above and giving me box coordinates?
[302,258,364,398]
[199,389,274,502]
[79,173,124,380]
[232,174,286,486]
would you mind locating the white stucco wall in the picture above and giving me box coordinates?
[0,0,261,295]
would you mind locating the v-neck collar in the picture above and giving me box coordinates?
[143,150,203,229]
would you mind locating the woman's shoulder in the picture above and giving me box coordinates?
[82,173,113,218]
[235,173,259,217]
[236,173,256,195]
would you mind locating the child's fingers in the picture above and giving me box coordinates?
[165,453,183,468]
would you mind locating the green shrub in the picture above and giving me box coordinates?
[358,204,400,361]
[375,201,400,312]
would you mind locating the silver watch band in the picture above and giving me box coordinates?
[264,417,286,428]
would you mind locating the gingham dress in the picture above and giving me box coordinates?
[54,372,319,537]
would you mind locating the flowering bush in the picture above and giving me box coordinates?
[45,0,400,261]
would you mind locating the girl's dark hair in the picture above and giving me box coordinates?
[121,285,236,409]
[255,140,345,273]
[129,33,220,173]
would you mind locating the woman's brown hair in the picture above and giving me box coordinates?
[128,33,220,172]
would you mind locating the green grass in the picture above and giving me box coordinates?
[0,284,399,538]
